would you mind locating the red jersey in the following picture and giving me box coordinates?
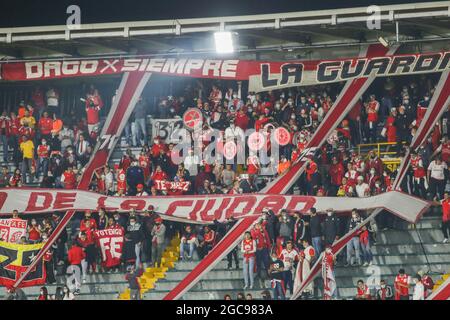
[62,171,76,189]
[241,239,256,260]
[37,144,50,158]
[139,155,151,179]
[329,163,345,186]
[367,101,379,123]
[357,285,371,299]
[441,142,450,163]
[385,115,397,142]
[442,199,450,222]
[250,227,270,250]
[28,227,41,241]
[39,117,53,135]
[117,169,127,193]
[394,274,410,299]
[411,156,426,178]
[68,246,86,265]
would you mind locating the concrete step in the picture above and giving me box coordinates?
[377,229,445,244]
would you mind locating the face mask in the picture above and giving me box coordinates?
[424,97,429,101]
[381,285,386,289]
[42,141,46,145]
[130,222,135,226]
[233,94,238,99]
[291,114,296,120]
[275,103,280,110]
[370,169,376,175]
[288,101,293,106]
[327,212,332,217]
[403,100,409,104]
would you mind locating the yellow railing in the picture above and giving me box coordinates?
[357,142,399,158]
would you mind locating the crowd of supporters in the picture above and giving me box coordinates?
[1,73,449,300]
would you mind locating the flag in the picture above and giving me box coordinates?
[95,228,124,268]
[0,241,46,287]
[0,219,28,243]
[321,249,336,300]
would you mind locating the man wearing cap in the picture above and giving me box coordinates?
[136,183,148,196]
[151,216,166,266]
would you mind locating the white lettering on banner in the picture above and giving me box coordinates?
[0,189,430,224]
[25,62,43,79]
[146,59,166,73]
[44,61,62,78]
[162,58,187,74]
[80,60,98,74]
[184,59,204,75]
[220,60,239,77]
[99,134,117,151]
[203,60,222,77]
[62,61,80,75]
[151,118,183,143]
[98,236,122,260]
[100,59,119,73]
[122,59,141,72]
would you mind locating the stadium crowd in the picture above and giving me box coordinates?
[1,73,449,300]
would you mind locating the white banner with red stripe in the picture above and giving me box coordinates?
[0,188,430,223]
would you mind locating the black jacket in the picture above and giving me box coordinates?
[323,215,340,245]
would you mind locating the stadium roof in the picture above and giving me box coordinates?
[0,1,448,61]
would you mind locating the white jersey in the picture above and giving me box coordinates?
[280,248,299,270]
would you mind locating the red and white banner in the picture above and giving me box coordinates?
[0,219,27,243]
[1,51,449,92]
[154,180,190,192]
[0,188,430,224]
[95,228,124,268]
[13,71,151,288]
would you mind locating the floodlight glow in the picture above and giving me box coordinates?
[214,32,234,53]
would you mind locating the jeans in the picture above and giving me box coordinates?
[227,248,239,268]
[21,158,33,183]
[242,256,255,288]
[312,236,322,256]
[134,243,141,269]
[442,220,450,239]
[346,237,362,265]
[271,279,286,300]
[124,123,132,146]
[36,157,49,178]
[360,241,373,264]
[134,118,148,146]
[152,242,164,265]
[429,178,446,201]
[255,248,270,277]
[180,242,195,259]
[283,270,294,294]
[0,134,8,161]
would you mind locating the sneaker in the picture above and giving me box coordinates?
[243,285,248,290]
[363,262,369,267]
[74,289,80,295]
[344,263,350,267]
[82,278,87,284]
[444,238,449,243]
[227,266,232,270]
[249,285,253,290]
[235,265,240,270]
[368,261,373,265]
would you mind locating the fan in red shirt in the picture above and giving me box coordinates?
[61,166,77,189]
[119,150,134,172]
[329,156,345,195]
[383,108,397,142]
[138,151,151,180]
[441,192,450,243]
[150,137,167,159]
[85,87,103,134]
[38,111,53,139]
[151,165,168,182]
[116,166,127,195]
[394,269,411,300]
[355,280,372,300]
[235,108,250,130]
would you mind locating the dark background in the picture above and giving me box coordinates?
[0,0,440,27]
